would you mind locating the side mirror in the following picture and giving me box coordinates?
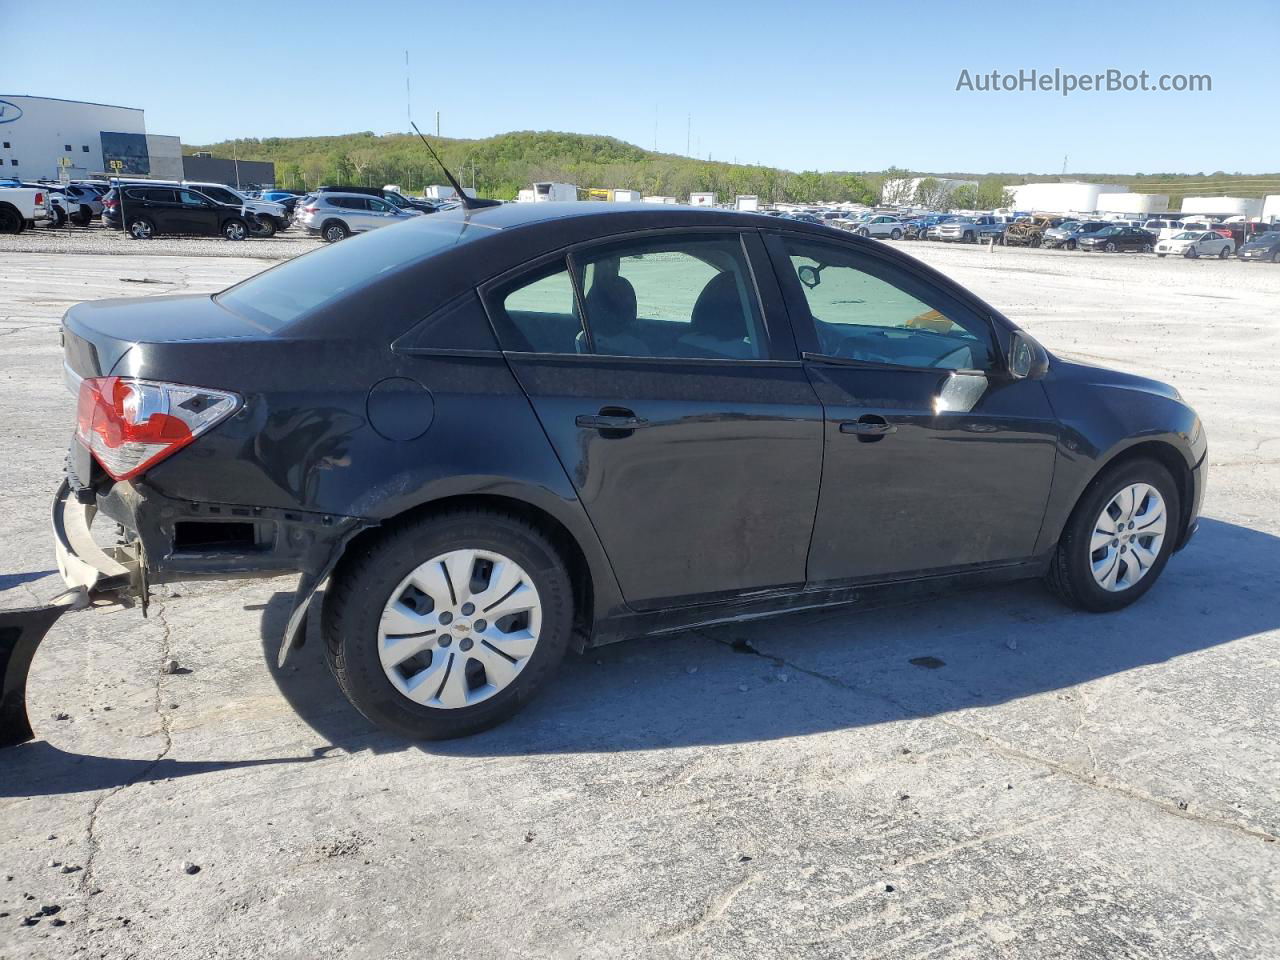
[797,264,822,289]
[1008,331,1050,380]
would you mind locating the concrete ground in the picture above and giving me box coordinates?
[1,236,1277,959]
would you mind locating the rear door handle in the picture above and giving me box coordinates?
[840,416,897,441]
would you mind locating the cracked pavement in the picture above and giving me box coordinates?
[1,242,1277,959]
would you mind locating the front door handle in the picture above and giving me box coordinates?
[576,408,649,433]
[840,415,897,442]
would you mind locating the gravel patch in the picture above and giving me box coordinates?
[0,221,320,260]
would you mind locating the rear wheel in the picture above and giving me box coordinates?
[1218,246,1230,259]
[1104,241,1117,252]
[127,217,155,240]
[222,218,248,241]
[0,206,20,234]
[325,510,574,739]
[322,220,350,243]
[73,205,92,227]
[1272,250,1280,264]
[1046,458,1180,613]
[50,206,68,228]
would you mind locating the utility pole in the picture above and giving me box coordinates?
[436,111,440,137]
[405,50,412,126]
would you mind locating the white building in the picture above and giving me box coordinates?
[881,176,977,206]
[1094,193,1171,215]
[1262,195,1280,223]
[1006,181,1128,213]
[0,95,182,180]
[1180,196,1264,219]
[642,195,678,204]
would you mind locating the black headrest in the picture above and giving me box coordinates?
[690,273,745,341]
[585,276,637,335]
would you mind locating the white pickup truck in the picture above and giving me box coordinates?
[0,184,51,233]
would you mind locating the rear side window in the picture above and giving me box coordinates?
[494,260,585,354]
[216,216,489,331]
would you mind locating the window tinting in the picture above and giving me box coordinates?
[216,216,490,331]
[781,237,994,371]
[179,190,208,205]
[576,235,764,359]
[497,260,585,354]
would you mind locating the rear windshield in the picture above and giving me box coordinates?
[215,214,495,330]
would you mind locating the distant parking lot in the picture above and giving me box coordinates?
[1,238,1277,959]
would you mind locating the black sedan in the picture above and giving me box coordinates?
[53,203,1206,739]
[1077,225,1156,252]
[1237,231,1280,263]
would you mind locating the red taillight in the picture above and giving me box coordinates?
[35,192,44,204]
[75,377,240,481]
[104,197,118,209]
[303,205,318,213]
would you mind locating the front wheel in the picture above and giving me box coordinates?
[247,215,276,238]
[1186,247,1199,259]
[324,510,575,739]
[1104,241,1117,252]
[858,228,870,238]
[1046,458,1180,612]
[1157,253,1167,258]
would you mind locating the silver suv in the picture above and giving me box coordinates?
[296,192,418,242]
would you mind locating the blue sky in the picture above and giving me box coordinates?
[3,0,1273,174]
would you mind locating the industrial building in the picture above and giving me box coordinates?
[0,95,183,181]
[1093,193,1170,215]
[1006,181,1128,213]
[1180,195,1264,219]
[182,152,275,189]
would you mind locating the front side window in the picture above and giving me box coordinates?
[367,198,392,213]
[781,237,994,371]
[179,190,209,206]
[576,235,765,359]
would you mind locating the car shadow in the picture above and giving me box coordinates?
[259,517,1279,757]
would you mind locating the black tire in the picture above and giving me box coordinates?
[1157,253,1167,258]
[222,218,248,241]
[324,509,575,739]
[1142,243,1153,253]
[73,206,92,227]
[1065,239,1076,251]
[1104,241,1117,252]
[0,205,20,235]
[322,220,350,243]
[247,215,276,238]
[127,216,155,240]
[1186,247,1198,259]
[890,228,902,240]
[50,206,68,228]
[1046,457,1180,613]
[1218,246,1229,259]
[963,231,975,244]
[1272,251,1280,264]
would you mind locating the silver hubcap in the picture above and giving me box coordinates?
[378,549,541,709]
[326,227,343,241]
[131,221,150,238]
[1090,483,1167,592]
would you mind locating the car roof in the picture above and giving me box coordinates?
[426,201,812,234]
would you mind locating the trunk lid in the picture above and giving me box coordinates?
[62,294,276,379]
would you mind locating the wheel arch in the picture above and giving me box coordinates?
[332,491,604,651]
[1048,438,1195,555]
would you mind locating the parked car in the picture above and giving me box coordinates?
[1043,220,1112,250]
[296,192,418,241]
[181,182,289,236]
[52,203,1206,739]
[902,213,944,240]
[854,214,907,239]
[935,215,1006,243]
[1155,230,1235,259]
[316,185,432,214]
[1141,219,1187,241]
[62,183,104,224]
[1077,225,1156,253]
[1235,231,1280,263]
[103,185,254,240]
